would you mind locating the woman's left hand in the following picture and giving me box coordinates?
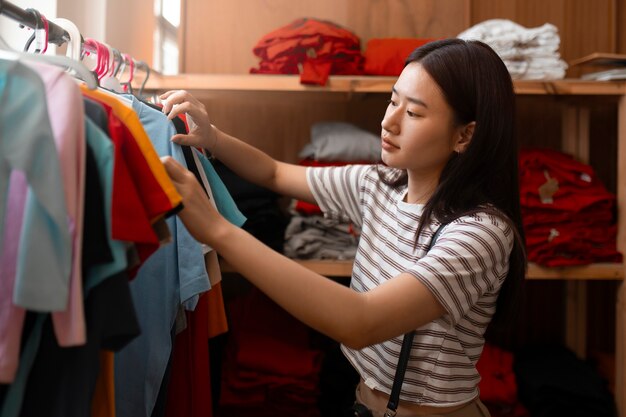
[161,156,229,245]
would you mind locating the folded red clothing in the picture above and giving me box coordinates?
[250,18,364,86]
[234,332,322,378]
[519,148,614,212]
[521,201,614,226]
[477,343,518,405]
[364,38,435,75]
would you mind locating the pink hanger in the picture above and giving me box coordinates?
[39,13,49,54]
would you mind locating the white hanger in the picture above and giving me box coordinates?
[0,49,98,89]
[50,18,82,61]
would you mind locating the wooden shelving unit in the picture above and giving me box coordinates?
[221,259,624,280]
[143,73,626,95]
[144,74,626,279]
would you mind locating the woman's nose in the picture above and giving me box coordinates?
[381,108,400,135]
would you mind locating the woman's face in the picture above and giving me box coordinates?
[380,62,465,177]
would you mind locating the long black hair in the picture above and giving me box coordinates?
[381,38,527,327]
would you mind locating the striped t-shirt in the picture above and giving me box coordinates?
[306,164,514,406]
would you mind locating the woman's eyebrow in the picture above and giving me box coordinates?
[392,87,428,108]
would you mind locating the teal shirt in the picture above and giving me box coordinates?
[83,118,128,294]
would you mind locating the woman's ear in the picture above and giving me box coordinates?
[454,121,476,154]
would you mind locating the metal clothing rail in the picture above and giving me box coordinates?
[0,0,70,46]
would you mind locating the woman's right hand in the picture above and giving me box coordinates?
[160,155,230,246]
[160,90,218,152]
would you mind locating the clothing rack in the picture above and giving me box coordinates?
[0,0,153,92]
[0,0,70,45]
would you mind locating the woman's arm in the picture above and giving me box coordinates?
[161,156,446,349]
[159,90,315,204]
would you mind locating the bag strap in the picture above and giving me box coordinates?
[384,221,449,417]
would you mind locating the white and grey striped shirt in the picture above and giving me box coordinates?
[307,164,513,406]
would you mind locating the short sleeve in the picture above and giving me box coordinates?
[306,164,373,227]
[406,213,514,325]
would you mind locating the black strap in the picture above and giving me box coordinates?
[384,222,449,417]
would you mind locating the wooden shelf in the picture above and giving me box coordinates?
[527,262,624,280]
[220,259,623,280]
[142,73,626,96]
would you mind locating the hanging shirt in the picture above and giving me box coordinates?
[114,96,208,417]
[80,97,162,266]
[83,114,129,291]
[80,86,182,213]
[126,95,210,308]
[27,61,87,347]
[194,150,247,228]
[0,172,27,384]
[0,58,72,328]
[17,142,140,417]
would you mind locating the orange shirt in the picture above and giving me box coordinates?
[81,87,182,214]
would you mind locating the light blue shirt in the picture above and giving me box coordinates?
[115,96,246,417]
[115,96,209,417]
[0,58,72,311]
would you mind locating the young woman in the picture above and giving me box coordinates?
[159,38,526,417]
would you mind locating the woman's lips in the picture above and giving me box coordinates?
[381,137,399,150]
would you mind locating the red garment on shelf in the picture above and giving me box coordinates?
[519,148,622,266]
[218,289,322,415]
[477,343,518,405]
[363,38,435,75]
[250,18,364,86]
[519,148,614,213]
[477,344,530,417]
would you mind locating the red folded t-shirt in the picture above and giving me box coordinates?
[364,38,435,75]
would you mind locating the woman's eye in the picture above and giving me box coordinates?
[387,99,397,107]
[407,110,418,117]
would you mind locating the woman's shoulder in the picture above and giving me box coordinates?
[439,208,515,246]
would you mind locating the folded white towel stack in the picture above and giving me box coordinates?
[458,19,568,80]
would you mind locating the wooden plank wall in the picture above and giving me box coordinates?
[182,0,618,75]
[181,0,469,74]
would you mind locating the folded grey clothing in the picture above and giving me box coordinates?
[284,215,359,260]
[299,121,381,162]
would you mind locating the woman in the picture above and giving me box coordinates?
[159,38,526,417]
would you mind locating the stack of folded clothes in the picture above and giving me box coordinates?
[458,19,568,80]
[284,121,381,260]
[519,148,622,266]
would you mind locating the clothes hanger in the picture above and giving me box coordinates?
[135,60,150,97]
[83,37,123,93]
[0,12,96,89]
[50,17,82,61]
[121,53,135,94]
[0,6,96,88]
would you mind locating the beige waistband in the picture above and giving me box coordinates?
[355,379,475,416]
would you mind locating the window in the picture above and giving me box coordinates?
[154,0,181,75]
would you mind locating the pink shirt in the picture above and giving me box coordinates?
[26,62,87,347]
